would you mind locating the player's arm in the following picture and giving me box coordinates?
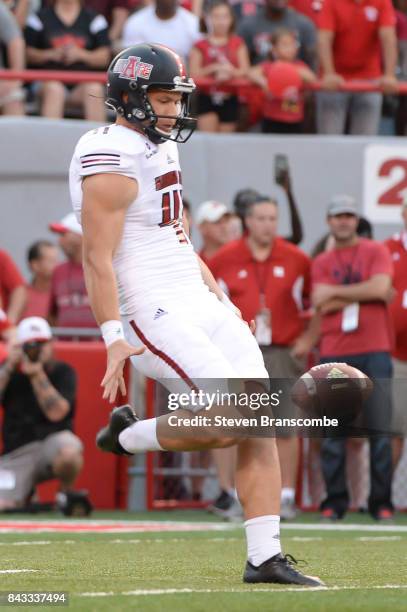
[197,255,255,330]
[197,255,224,301]
[82,173,144,402]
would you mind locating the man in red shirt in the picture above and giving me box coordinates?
[311,195,394,520]
[384,201,407,470]
[209,194,312,519]
[48,213,97,332]
[317,0,398,134]
[0,249,26,325]
[20,241,59,321]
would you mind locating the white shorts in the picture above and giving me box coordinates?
[122,291,268,396]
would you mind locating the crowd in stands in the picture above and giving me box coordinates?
[0,0,406,134]
[0,156,406,518]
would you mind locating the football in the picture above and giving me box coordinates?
[291,362,373,425]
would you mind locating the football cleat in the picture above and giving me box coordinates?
[96,405,138,455]
[243,553,325,586]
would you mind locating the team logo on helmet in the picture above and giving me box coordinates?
[113,56,153,81]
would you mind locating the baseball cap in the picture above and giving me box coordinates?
[327,195,358,217]
[49,212,83,236]
[196,201,231,224]
[17,317,52,344]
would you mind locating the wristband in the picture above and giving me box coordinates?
[101,320,125,347]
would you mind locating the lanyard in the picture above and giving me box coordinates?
[252,257,272,308]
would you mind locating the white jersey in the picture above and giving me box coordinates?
[69,124,208,315]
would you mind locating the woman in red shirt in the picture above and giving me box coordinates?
[249,28,316,133]
[189,0,250,132]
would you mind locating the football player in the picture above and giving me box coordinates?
[69,43,323,586]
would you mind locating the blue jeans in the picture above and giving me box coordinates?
[319,352,393,516]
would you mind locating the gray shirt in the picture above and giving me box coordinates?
[0,1,21,68]
[237,7,316,67]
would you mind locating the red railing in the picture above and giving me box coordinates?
[1,68,407,94]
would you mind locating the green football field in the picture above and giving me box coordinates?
[0,511,406,611]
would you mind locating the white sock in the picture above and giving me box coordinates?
[118,418,163,452]
[281,487,296,504]
[244,515,281,566]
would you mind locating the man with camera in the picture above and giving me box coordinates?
[0,316,83,511]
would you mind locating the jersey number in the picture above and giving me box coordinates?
[155,170,188,244]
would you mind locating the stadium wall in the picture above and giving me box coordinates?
[1,117,405,274]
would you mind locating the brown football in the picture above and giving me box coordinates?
[291,362,373,425]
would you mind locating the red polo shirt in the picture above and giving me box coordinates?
[0,249,25,311]
[209,237,311,346]
[312,238,393,357]
[384,232,407,361]
[318,0,396,80]
[49,261,97,328]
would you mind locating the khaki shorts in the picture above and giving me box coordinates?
[261,345,307,436]
[392,357,407,436]
[0,431,83,505]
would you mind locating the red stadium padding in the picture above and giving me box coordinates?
[0,341,129,509]
[1,69,407,94]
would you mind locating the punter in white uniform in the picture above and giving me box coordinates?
[69,43,323,586]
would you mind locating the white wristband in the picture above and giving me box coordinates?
[101,320,125,347]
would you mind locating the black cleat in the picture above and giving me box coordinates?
[96,405,138,456]
[243,553,325,586]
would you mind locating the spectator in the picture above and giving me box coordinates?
[310,195,394,521]
[0,0,25,116]
[21,240,59,320]
[237,0,317,66]
[0,248,26,325]
[0,317,83,510]
[25,0,110,121]
[189,0,250,133]
[226,213,243,241]
[122,0,200,63]
[288,0,322,24]
[196,200,232,263]
[384,200,407,470]
[86,0,130,49]
[209,195,313,519]
[317,0,398,135]
[192,0,266,22]
[249,27,316,133]
[48,213,97,330]
[4,0,31,28]
[311,216,374,258]
[232,158,304,245]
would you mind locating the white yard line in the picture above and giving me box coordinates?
[80,584,407,597]
[0,569,38,574]
[282,523,407,533]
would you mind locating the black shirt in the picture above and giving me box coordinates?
[1,361,77,454]
[25,7,110,71]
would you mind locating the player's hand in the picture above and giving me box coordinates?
[102,339,145,403]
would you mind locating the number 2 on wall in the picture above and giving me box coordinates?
[378,158,407,206]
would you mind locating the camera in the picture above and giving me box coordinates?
[22,341,43,363]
